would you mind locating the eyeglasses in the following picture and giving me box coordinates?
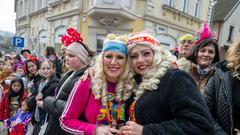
[180,40,194,44]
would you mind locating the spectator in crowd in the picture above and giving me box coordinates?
[60,45,68,74]
[4,97,34,135]
[20,49,31,61]
[43,46,62,76]
[12,54,25,72]
[35,27,94,135]
[121,32,214,135]
[176,34,195,58]
[25,55,42,94]
[4,54,12,62]
[60,34,133,135]
[188,22,220,93]
[0,78,28,121]
[29,60,59,134]
[205,34,240,135]
[0,61,14,94]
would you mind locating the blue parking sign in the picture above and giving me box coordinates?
[13,36,24,48]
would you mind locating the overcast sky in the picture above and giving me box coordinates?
[0,0,16,33]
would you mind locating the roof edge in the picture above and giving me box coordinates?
[224,0,240,21]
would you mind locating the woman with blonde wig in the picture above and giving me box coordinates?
[205,34,240,135]
[60,34,133,135]
[121,32,214,135]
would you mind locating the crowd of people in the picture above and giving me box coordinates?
[0,22,239,135]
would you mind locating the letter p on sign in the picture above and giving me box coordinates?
[13,36,24,48]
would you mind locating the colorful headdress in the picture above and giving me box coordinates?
[61,27,83,46]
[102,34,128,55]
[61,27,89,64]
[195,21,215,44]
[27,55,38,63]
[128,32,160,47]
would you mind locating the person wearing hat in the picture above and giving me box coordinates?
[35,27,94,135]
[59,34,133,135]
[178,34,195,58]
[121,31,214,135]
[20,49,31,61]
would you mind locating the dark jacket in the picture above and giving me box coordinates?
[29,74,59,124]
[204,60,233,135]
[42,66,88,135]
[134,69,214,135]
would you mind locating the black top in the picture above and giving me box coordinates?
[233,77,240,129]
[134,69,214,135]
[42,66,89,135]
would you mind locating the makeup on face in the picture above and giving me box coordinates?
[103,51,127,82]
[27,61,38,75]
[130,45,154,75]
[197,45,216,69]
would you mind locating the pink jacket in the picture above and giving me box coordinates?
[60,78,101,135]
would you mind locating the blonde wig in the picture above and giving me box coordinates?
[226,34,240,73]
[91,34,134,104]
[128,43,176,99]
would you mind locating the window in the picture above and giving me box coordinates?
[38,0,42,10]
[124,0,132,8]
[227,26,234,42]
[103,0,114,4]
[181,0,188,12]
[165,0,175,7]
[20,1,23,16]
[96,35,105,54]
[194,0,201,17]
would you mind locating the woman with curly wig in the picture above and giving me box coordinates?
[205,34,240,135]
[121,32,214,135]
[60,34,133,135]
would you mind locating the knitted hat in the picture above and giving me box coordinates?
[61,27,89,64]
[128,31,160,52]
[102,34,128,55]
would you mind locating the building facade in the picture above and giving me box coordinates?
[15,0,213,53]
[212,0,240,59]
[15,0,82,54]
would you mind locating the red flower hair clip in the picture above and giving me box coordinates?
[61,27,83,46]
[195,21,215,44]
[27,55,38,63]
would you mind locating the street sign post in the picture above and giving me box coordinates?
[12,36,24,48]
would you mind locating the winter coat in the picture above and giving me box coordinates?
[204,60,234,135]
[28,74,59,124]
[0,92,28,120]
[42,66,89,135]
[189,63,215,93]
[134,69,214,135]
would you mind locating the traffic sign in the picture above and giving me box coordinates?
[13,36,24,48]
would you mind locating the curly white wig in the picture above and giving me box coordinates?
[128,43,176,99]
[91,34,134,103]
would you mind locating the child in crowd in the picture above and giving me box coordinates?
[4,98,34,135]
[0,78,28,121]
